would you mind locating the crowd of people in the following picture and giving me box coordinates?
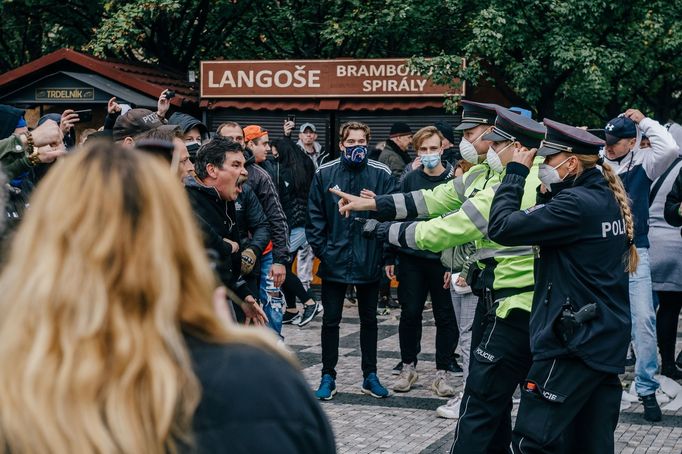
[0,88,681,453]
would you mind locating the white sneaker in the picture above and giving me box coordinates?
[436,393,463,419]
[392,363,418,392]
[432,370,456,397]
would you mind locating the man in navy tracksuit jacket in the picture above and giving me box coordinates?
[306,121,397,401]
[603,109,679,420]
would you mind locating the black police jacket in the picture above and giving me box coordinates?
[306,158,398,284]
[185,177,254,301]
[489,163,631,374]
[235,183,271,257]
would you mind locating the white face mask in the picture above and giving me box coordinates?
[459,129,488,164]
[486,143,513,173]
[459,138,479,164]
[538,157,571,190]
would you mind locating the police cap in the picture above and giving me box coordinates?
[537,119,605,157]
[587,128,606,141]
[482,107,546,149]
[455,100,499,131]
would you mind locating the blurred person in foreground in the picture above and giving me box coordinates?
[0,144,335,454]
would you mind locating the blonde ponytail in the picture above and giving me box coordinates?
[575,155,639,273]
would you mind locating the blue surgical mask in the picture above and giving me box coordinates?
[420,153,441,169]
[342,145,368,167]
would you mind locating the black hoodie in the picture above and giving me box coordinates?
[185,176,254,300]
[168,112,208,139]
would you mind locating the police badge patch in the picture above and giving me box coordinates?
[523,204,545,215]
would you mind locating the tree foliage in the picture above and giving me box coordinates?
[1,0,680,124]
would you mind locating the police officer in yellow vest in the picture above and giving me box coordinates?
[330,108,546,453]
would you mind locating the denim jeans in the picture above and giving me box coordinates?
[630,248,660,396]
[260,251,284,338]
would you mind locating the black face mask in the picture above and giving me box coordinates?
[341,145,368,168]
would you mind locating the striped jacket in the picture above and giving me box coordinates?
[306,158,398,284]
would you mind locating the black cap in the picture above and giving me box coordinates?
[455,100,499,131]
[482,107,546,149]
[537,119,605,157]
[389,122,412,138]
[434,121,455,144]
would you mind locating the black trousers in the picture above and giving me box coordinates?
[283,258,316,309]
[512,357,621,454]
[397,256,457,370]
[656,291,682,369]
[321,280,379,379]
[452,308,532,454]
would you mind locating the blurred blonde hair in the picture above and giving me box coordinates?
[0,144,284,453]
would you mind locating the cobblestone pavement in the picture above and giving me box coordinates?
[283,302,682,454]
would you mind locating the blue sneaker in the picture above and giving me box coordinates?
[315,374,337,400]
[361,372,390,398]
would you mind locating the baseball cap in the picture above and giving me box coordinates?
[604,116,637,145]
[243,125,268,142]
[113,109,171,141]
[300,122,316,133]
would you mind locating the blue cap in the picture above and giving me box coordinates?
[604,116,637,145]
[16,117,27,128]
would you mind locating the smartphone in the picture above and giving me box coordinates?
[73,109,92,123]
[164,90,176,100]
[286,113,296,124]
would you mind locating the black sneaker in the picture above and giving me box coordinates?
[640,394,662,422]
[282,311,301,325]
[446,361,464,377]
[386,296,400,309]
[392,361,403,375]
[298,301,320,327]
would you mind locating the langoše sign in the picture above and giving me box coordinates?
[201,59,462,98]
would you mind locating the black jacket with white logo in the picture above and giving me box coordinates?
[489,164,631,374]
[306,158,398,284]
